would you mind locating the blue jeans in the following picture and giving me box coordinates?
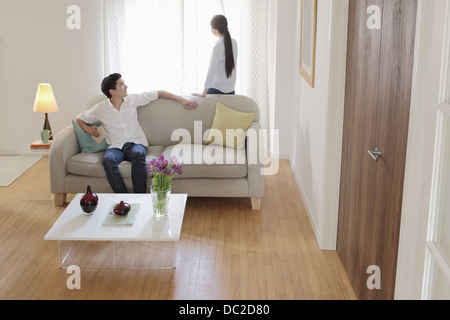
[102,142,147,193]
[207,88,235,95]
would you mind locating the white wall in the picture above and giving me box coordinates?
[268,0,346,250]
[270,0,296,159]
[290,0,348,250]
[0,0,104,154]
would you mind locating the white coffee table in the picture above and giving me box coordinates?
[44,193,187,270]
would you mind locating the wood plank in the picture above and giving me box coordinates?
[0,157,356,300]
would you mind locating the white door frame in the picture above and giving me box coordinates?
[395,0,450,299]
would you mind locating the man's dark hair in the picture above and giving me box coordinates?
[101,73,122,98]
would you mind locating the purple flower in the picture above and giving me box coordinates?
[146,155,183,191]
[172,163,182,175]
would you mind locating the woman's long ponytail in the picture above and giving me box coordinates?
[211,15,235,79]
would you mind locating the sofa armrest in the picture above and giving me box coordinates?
[49,125,80,193]
[246,122,265,198]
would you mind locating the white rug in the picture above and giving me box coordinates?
[0,155,43,187]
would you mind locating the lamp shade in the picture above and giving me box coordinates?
[33,83,59,114]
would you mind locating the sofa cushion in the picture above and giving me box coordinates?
[67,146,165,178]
[66,144,247,179]
[204,102,256,150]
[162,144,247,179]
[67,152,130,178]
[72,120,108,153]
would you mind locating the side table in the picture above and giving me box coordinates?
[27,140,52,157]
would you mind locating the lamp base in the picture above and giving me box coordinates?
[43,113,53,140]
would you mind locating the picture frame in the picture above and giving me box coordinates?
[299,0,317,88]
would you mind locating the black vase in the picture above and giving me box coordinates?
[80,185,98,215]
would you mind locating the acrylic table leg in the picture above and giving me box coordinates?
[112,241,116,268]
[58,240,77,269]
[171,242,177,269]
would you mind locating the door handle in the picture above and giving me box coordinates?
[368,148,382,161]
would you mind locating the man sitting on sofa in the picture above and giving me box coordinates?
[75,73,198,194]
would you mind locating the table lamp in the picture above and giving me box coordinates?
[33,83,59,141]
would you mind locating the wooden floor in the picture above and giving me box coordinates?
[0,157,356,300]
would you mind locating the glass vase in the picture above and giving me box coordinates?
[150,185,171,217]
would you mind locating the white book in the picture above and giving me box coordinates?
[92,125,107,144]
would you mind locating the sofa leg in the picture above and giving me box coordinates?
[251,198,261,211]
[53,193,67,206]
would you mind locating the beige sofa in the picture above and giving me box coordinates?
[49,94,264,210]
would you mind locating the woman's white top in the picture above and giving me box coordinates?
[204,38,238,93]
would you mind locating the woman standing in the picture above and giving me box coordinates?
[193,15,238,96]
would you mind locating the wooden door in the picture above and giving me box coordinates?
[337,0,417,300]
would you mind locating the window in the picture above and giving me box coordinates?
[446,48,450,103]
[425,109,450,299]
[104,0,270,131]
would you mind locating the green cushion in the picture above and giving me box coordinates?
[204,101,256,149]
[72,120,108,153]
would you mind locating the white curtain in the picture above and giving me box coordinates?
[104,0,270,130]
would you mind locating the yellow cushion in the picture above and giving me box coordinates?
[204,102,256,149]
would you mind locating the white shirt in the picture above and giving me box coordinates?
[204,38,238,93]
[77,91,158,149]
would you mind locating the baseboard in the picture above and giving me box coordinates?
[271,153,290,160]
[288,161,322,249]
